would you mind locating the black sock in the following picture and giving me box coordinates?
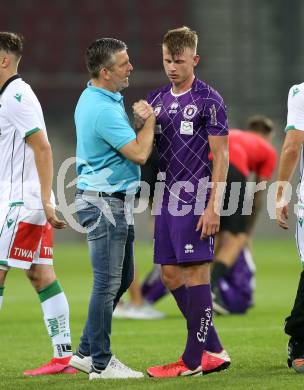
[211,261,229,287]
[285,270,304,339]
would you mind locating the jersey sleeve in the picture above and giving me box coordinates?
[286,85,304,132]
[256,147,277,180]
[204,93,229,136]
[6,93,42,139]
[95,107,136,150]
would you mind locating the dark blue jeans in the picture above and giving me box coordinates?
[75,194,134,369]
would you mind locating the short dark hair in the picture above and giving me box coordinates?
[163,26,198,56]
[85,38,127,79]
[247,115,274,135]
[0,32,24,58]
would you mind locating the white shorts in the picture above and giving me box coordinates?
[0,205,53,270]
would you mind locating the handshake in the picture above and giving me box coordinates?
[133,100,155,129]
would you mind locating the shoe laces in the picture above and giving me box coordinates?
[110,357,135,373]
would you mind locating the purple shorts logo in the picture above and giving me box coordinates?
[184,244,194,254]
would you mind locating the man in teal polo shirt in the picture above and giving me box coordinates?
[70,38,155,380]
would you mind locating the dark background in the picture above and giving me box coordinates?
[2,0,303,239]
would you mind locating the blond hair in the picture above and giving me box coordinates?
[163,26,198,56]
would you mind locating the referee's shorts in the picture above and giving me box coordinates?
[220,164,249,234]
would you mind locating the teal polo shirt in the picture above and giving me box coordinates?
[75,82,140,194]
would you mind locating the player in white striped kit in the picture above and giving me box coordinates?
[0,32,75,376]
[276,82,304,373]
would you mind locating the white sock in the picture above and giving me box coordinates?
[39,280,72,358]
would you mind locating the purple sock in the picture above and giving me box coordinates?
[205,323,223,353]
[143,281,168,304]
[182,284,213,369]
[171,285,187,318]
[171,285,222,353]
[141,266,168,304]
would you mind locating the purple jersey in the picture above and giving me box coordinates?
[147,77,228,205]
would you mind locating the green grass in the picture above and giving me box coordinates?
[1,239,304,389]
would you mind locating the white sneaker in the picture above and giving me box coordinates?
[114,302,165,320]
[69,351,92,374]
[89,356,144,380]
[113,302,131,319]
[127,303,165,320]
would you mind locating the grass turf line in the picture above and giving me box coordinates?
[0,239,303,389]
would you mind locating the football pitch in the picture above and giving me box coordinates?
[1,238,304,390]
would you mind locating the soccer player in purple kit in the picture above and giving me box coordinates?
[142,26,231,377]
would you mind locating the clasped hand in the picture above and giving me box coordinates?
[133,100,154,128]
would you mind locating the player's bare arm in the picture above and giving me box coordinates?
[276,130,304,229]
[26,130,66,229]
[197,135,229,239]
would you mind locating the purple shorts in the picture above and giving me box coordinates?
[218,248,255,314]
[154,207,214,265]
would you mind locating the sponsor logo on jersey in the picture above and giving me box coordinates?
[180,121,193,135]
[7,218,14,229]
[14,93,22,102]
[209,104,217,125]
[154,105,162,117]
[39,223,54,258]
[293,87,300,97]
[43,246,53,256]
[169,102,179,114]
[299,217,304,227]
[183,104,198,120]
[9,221,42,262]
[13,247,34,259]
[184,243,194,253]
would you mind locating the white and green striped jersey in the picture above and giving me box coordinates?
[286,83,304,132]
[286,83,304,206]
[0,76,53,209]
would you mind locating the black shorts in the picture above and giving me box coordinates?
[220,164,249,234]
